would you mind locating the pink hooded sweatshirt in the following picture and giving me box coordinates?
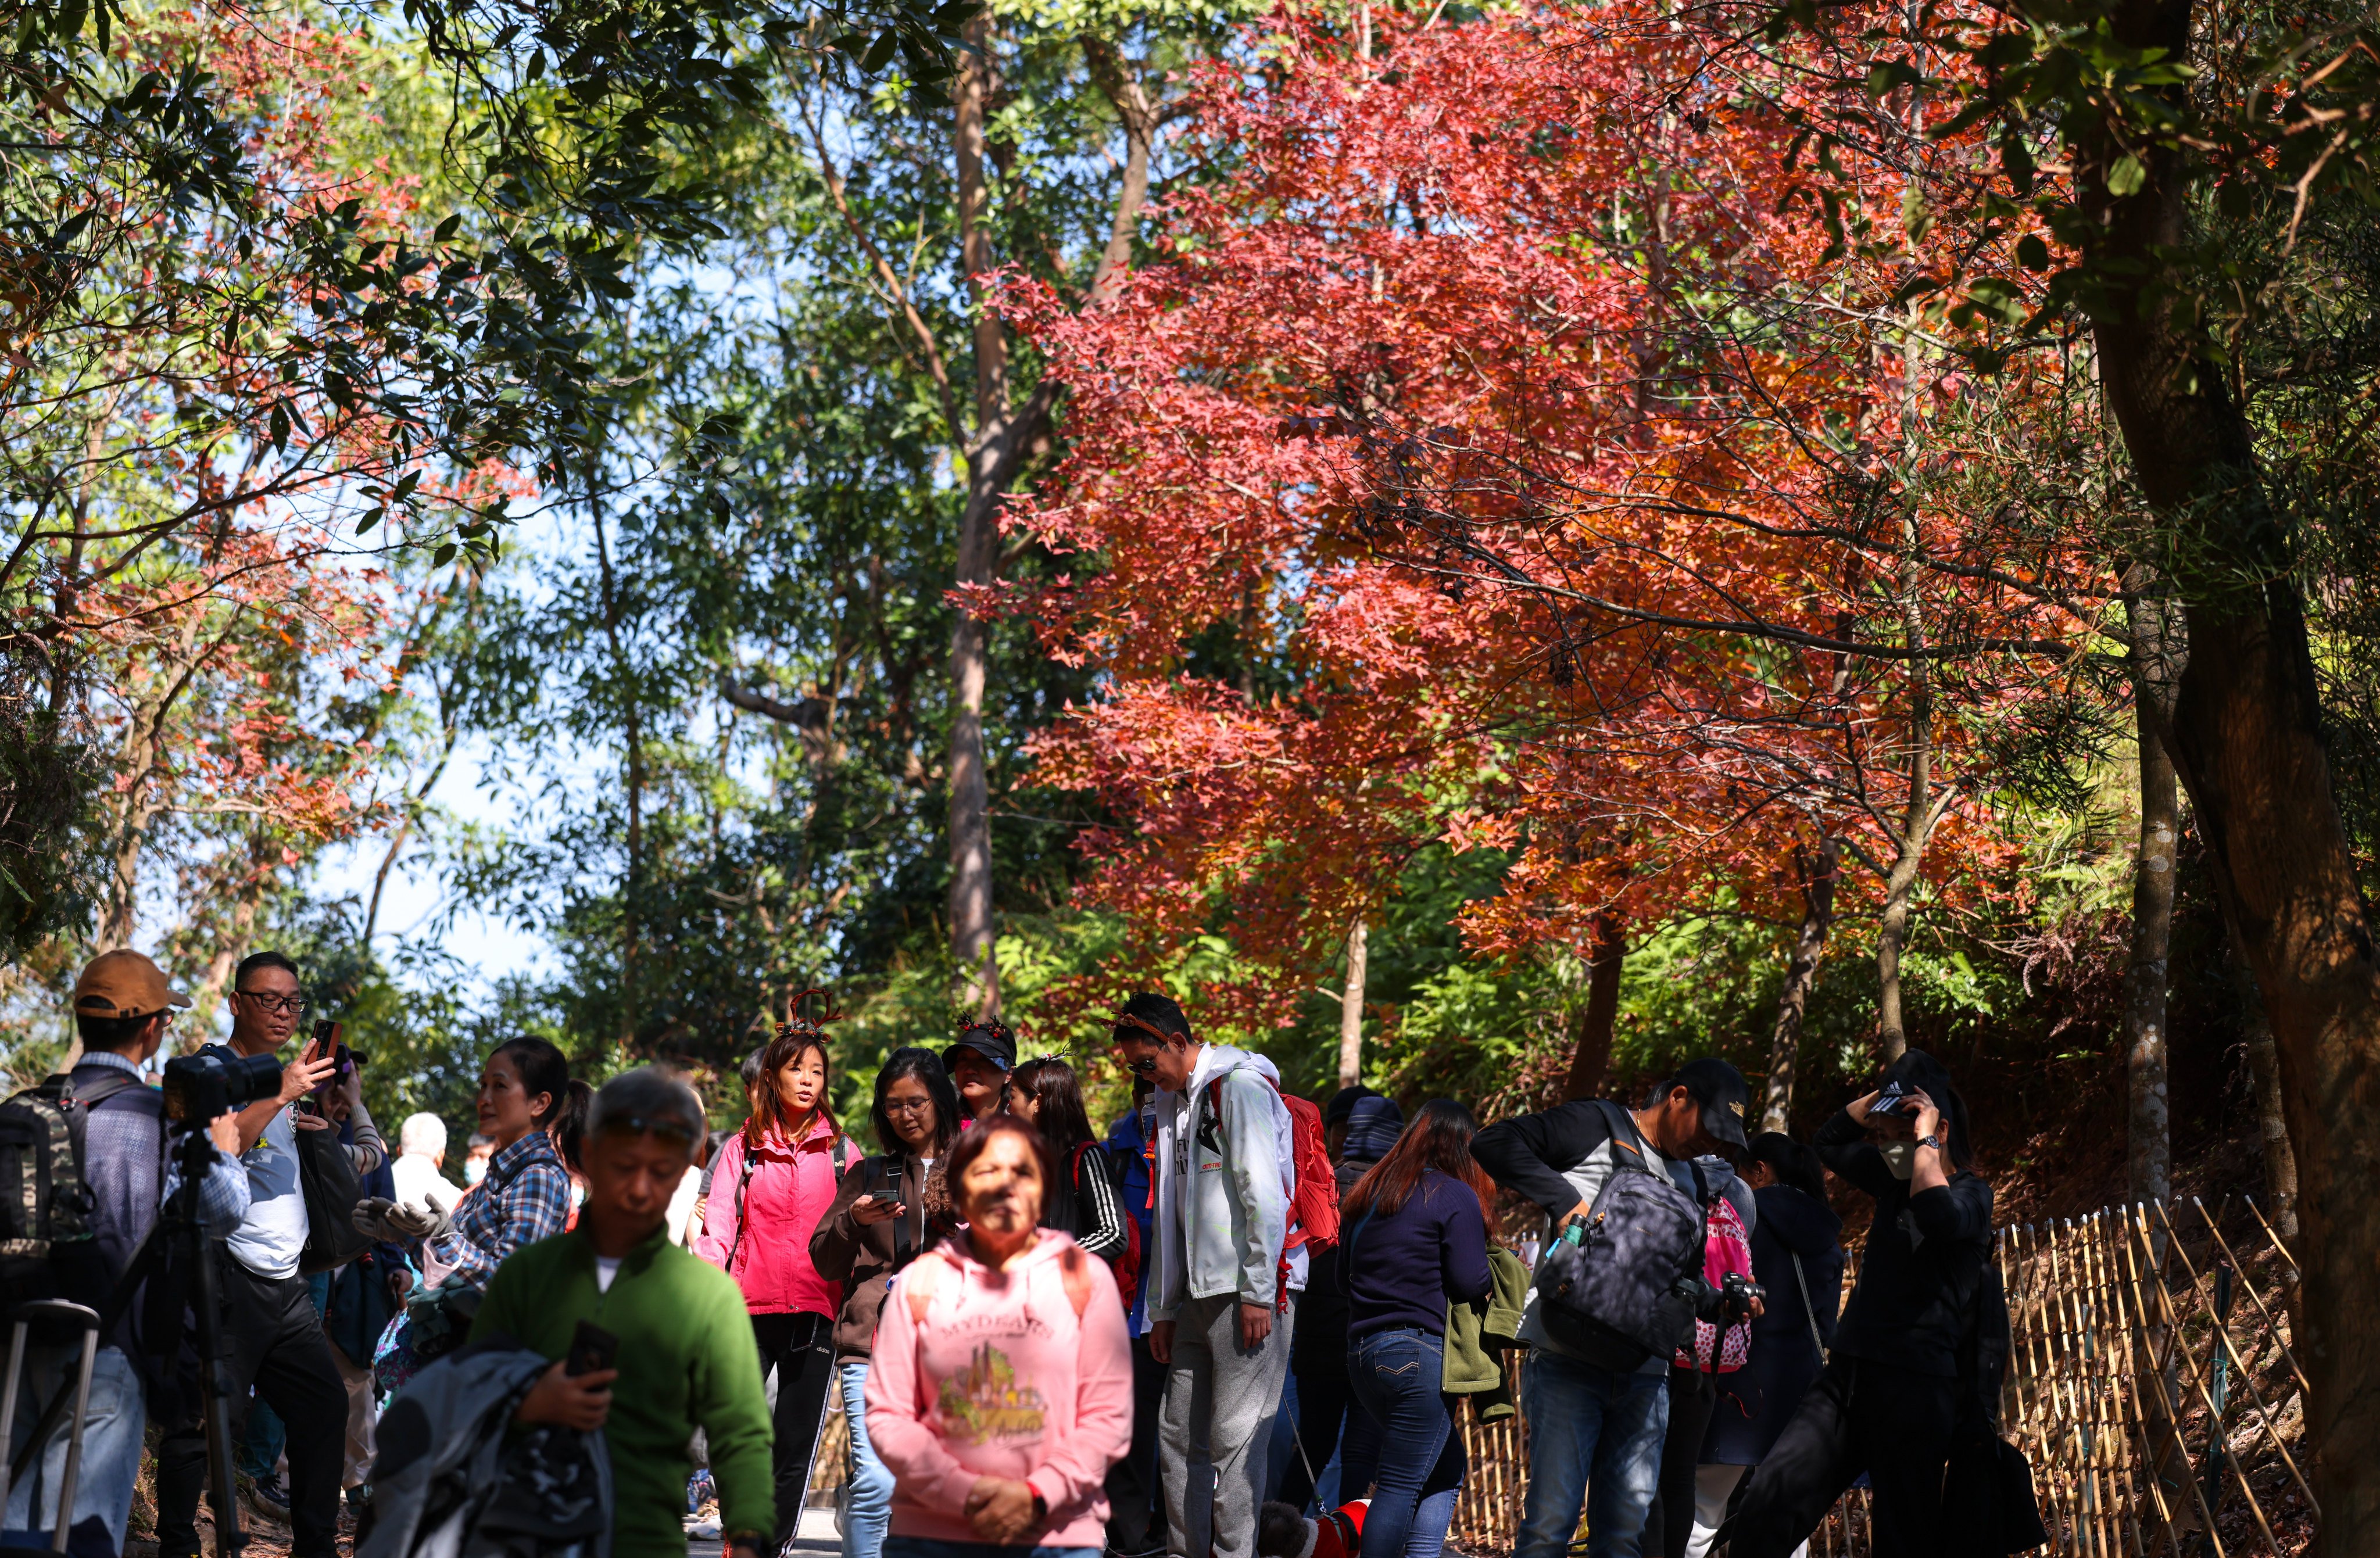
[695,1114,858,1316]
[865,1230,1133,1549]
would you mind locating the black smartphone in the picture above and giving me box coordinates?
[567,1320,620,1378]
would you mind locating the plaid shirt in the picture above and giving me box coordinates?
[430,1129,570,1292]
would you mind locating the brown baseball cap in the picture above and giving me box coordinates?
[72,949,192,1022]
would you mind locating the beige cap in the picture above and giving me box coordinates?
[72,949,192,1022]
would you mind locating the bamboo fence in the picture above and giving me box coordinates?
[1448,1197,2311,1556]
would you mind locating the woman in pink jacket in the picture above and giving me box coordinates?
[867,1113,1132,1558]
[699,1000,862,1553]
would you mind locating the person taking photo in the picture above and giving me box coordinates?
[471,1068,775,1558]
[863,1114,1132,1558]
[1113,993,1297,1558]
[811,1048,964,1558]
[1722,1051,1991,1558]
[696,998,862,1556]
[6,951,249,1558]
[153,951,350,1558]
[1469,1058,1755,1558]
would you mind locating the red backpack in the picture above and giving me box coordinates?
[1200,1073,1342,1300]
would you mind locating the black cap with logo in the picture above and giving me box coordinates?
[1665,1057,1752,1154]
[944,1016,1017,1077]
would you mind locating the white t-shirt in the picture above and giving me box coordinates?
[226,1100,311,1281]
[596,1256,622,1293]
[392,1152,466,1217]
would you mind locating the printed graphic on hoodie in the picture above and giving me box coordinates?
[937,1341,1047,1443]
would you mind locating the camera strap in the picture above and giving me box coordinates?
[1790,1250,1828,1362]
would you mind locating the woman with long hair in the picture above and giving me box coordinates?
[1725,1052,1991,1558]
[864,1114,1132,1558]
[1334,1098,1494,1558]
[1007,1056,1130,1263]
[697,995,864,1557]
[811,1050,965,1558]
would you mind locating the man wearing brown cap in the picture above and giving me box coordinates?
[2,950,250,1558]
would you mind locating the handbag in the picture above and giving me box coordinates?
[297,1115,375,1273]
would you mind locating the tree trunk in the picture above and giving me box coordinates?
[1763,835,1839,1131]
[592,504,643,1043]
[1562,914,1626,1102]
[946,16,1009,1019]
[2228,933,2299,1241]
[2125,588,2181,1212]
[1336,918,1367,1090]
[2082,6,2380,1532]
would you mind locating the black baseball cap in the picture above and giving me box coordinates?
[1663,1058,1752,1154]
[944,1019,1016,1076]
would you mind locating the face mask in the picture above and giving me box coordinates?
[463,1156,488,1186]
[1879,1142,1917,1180]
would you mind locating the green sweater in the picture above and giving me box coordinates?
[471,1224,772,1555]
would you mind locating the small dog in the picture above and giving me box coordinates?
[1257,1499,1370,1558]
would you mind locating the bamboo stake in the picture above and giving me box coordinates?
[2189,1199,2311,1402]
[2148,1201,2317,1522]
[2115,1205,2231,1557]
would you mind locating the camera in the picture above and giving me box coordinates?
[1867,1079,1920,1119]
[162,1050,284,1123]
[1720,1271,1766,1322]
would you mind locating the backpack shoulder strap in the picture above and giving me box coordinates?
[66,1070,142,1109]
[1058,1244,1092,1320]
[1590,1099,1648,1167]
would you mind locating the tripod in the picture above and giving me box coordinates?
[3,1129,246,1558]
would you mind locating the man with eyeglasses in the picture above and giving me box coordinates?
[1114,991,1298,1558]
[154,950,351,1558]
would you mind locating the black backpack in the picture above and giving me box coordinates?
[0,1069,144,1309]
[1533,1100,1710,1371]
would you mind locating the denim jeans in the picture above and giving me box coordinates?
[840,1362,894,1558]
[1343,1328,1465,1558]
[4,1344,145,1558]
[1514,1350,1670,1558]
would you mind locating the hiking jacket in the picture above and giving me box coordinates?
[1146,1044,1294,1318]
[1443,1246,1531,1419]
[471,1223,774,1552]
[695,1114,857,1316]
[810,1150,957,1363]
[1102,1105,1157,1335]
[363,1341,611,1558]
[865,1229,1132,1550]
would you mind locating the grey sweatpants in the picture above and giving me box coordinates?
[1159,1292,1295,1558]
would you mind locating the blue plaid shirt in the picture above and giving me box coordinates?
[428,1129,570,1293]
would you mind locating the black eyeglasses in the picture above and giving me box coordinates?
[883,1097,936,1116]
[234,991,309,1016]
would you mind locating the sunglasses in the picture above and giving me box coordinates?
[1122,1054,1161,1077]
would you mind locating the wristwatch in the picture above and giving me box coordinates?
[1916,1134,1942,1151]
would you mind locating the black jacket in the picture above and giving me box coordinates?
[1706,1183,1843,1464]
[1814,1109,1993,1378]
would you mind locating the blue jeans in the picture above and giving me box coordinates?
[5,1344,145,1558]
[1344,1330,1463,1558]
[841,1362,894,1558]
[1515,1350,1669,1558]
[883,1540,1098,1558]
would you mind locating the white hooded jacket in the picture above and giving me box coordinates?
[1145,1043,1300,1317]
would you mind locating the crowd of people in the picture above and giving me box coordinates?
[0,947,2018,1558]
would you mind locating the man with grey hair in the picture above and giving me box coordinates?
[391,1111,464,1218]
[470,1068,770,1558]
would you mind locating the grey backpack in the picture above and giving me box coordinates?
[1534,1101,1708,1370]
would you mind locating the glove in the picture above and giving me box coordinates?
[386,1201,449,1240]
[352,1197,400,1241]
[352,1197,452,1243]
